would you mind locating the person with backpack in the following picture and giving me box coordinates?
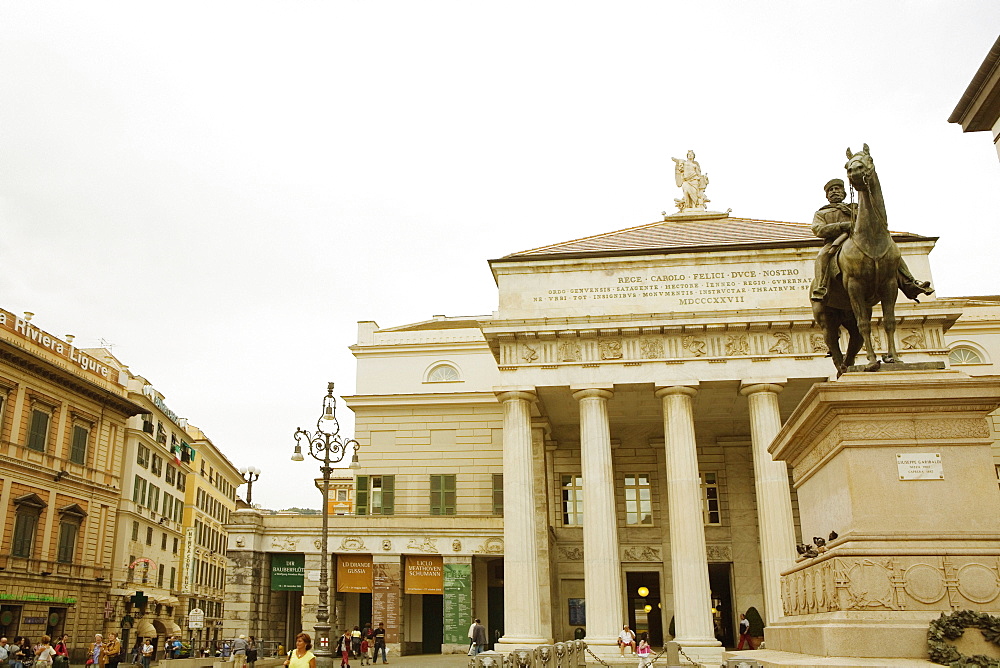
[53,636,69,668]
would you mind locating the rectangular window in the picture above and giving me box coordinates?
[56,522,78,563]
[27,408,50,452]
[12,509,40,557]
[146,527,153,545]
[430,474,456,515]
[132,476,148,506]
[561,475,584,526]
[624,474,653,525]
[492,474,503,516]
[127,554,136,582]
[355,475,394,516]
[702,472,721,525]
[165,466,176,485]
[131,521,139,541]
[137,445,150,468]
[69,425,89,465]
[151,454,163,476]
[173,537,179,554]
[148,485,160,513]
[162,494,173,519]
[161,532,168,550]
[156,422,167,445]
[170,566,176,590]
[174,498,183,523]
[176,472,186,492]
[158,563,165,587]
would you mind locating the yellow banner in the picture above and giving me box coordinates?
[337,555,373,593]
[404,555,443,594]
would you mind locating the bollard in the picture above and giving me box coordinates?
[469,651,504,668]
[534,645,553,668]
[506,648,535,667]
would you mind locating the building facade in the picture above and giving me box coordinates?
[225,209,1000,662]
[0,309,143,658]
[950,34,1000,163]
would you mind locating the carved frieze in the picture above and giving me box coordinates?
[639,338,664,359]
[271,537,297,551]
[768,332,791,354]
[900,329,925,350]
[811,333,828,353]
[558,546,584,561]
[599,338,623,360]
[683,336,707,357]
[559,341,581,362]
[726,335,749,356]
[706,544,732,562]
[475,537,504,554]
[622,546,661,562]
[522,344,538,362]
[782,555,1000,616]
[339,537,366,551]
[407,537,439,553]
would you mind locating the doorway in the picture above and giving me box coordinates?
[625,572,663,647]
[421,595,443,653]
[708,563,734,648]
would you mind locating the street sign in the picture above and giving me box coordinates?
[188,607,205,630]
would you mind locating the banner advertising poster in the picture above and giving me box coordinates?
[337,554,373,593]
[404,555,443,594]
[442,563,472,644]
[270,554,305,591]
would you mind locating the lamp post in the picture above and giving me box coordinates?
[238,466,261,505]
[292,382,359,659]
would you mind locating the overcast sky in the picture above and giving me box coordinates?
[2,2,999,511]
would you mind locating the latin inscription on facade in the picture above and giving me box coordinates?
[500,258,816,318]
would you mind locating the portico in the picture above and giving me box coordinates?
[484,210,953,662]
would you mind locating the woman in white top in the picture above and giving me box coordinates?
[617,624,636,656]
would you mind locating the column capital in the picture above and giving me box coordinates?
[739,382,785,397]
[654,385,698,399]
[495,387,537,403]
[571,386,614,401]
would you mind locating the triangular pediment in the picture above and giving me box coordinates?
[496,212,932,261]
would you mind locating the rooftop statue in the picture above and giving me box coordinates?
[671,150,710,211]
[810,144,934,376]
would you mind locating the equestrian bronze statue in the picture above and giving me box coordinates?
[810,144,933,376]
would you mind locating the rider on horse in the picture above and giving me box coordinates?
[810,178,934,303]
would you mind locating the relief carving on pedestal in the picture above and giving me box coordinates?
[640,338,664,359]
[339,537,366,551]
[682,336,707,357]
[768,332,792,354]
[599,338,623,360]
[811,333,828,353]
[622,546,661,562]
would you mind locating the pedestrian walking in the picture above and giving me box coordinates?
[350,628,361,659]
[469,619,486,656]
[53,636,70,668]
[358,638,369,667]
[88,635,105,668]
[636,634,652,668]
[336,630,352,668]
[737,613,754,650]
[232,635,248,668]
[246,637,258,668]
[104,633,121,668]
[140,639,153,668]
[281,634,315,668]
[34,636,56,668]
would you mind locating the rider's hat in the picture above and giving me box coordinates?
[824,178,845,193]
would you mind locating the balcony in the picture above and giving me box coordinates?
[0,554,109,581]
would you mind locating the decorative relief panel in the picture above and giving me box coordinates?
[271,537,298,551]
[599,338,623,360]
[622,546,661,562]
[640,338,664,359]
[559,341,581,362]
[725,335,749,356]
[683,336,707,357]
[781,556,1000,616]
[339,537,366,551]
[475,537,504,554]
[706,544,732,562]
[558,546,583,561]
[768,332,791,354]
[407,537,439,553]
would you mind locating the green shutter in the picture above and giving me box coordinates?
[12,511,38,557]
[57,522,77,563]
[430,475,442,515]
[70,426,88,464]
[356,476,369,516]
[382,475,395,516]
[443,474,456,516]
[27,410,49,452]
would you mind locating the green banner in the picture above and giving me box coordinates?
[442,563,472,644]
[271,554,304,591]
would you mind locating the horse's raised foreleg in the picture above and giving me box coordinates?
[843,313,863,369]
[847,278,880,371]
[880,279,900,363]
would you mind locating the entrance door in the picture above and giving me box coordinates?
[625,572,663,647]
[359,593,372,632]
[708,563,734,648]
[421,595,443,653]
[486,587,503,650]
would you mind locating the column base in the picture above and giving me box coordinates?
[494,636,552,653]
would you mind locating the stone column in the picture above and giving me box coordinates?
[740,383,797,625]
[495,389,550,646]
[571,386,623,652]
[655,385,721,663]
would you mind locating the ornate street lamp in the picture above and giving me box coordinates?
[239,466,261,505]
[292,382,359,658]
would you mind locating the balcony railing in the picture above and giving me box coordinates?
[0,553,109,581]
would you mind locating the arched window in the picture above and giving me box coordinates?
[426,363,461,383]
[949,346,984,365]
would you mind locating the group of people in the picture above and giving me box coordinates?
[0,635,70,668]
[334,623,387,667]
[616,625,653,667]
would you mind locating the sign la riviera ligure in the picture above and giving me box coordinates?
[0,308,124,387]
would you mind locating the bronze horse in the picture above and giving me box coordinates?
[812,144,901,375]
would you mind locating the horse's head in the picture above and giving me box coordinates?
[845,143,874,190]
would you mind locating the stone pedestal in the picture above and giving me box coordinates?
[764,369,1000,661]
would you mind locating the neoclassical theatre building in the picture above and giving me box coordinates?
[225,206,1000,662]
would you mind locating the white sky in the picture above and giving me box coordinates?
[2,2,999,511]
